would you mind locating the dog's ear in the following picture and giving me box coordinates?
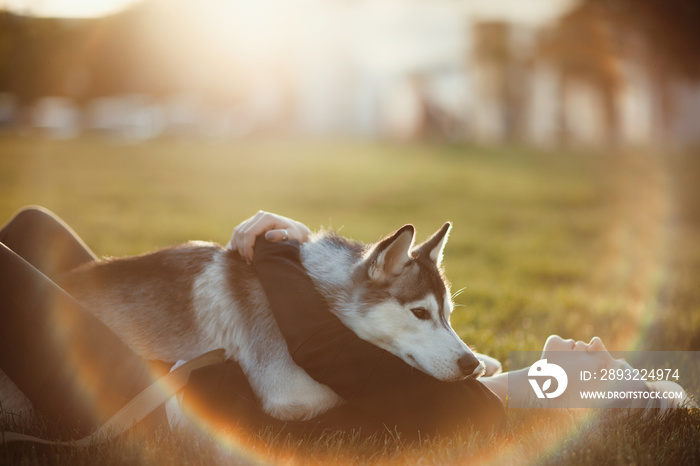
[414,222,451,267]
[366,225,415,281]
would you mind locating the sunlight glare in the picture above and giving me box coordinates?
[0,0,140,17]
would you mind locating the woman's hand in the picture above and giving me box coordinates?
[227,211,312,264]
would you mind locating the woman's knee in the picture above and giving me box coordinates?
[3,206,63,237]
[1,206,96,274]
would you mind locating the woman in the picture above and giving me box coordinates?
[0,207,504,442]
[0,208,690,444]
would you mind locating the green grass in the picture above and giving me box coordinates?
[0,136,610,354]
[1,135,699,464]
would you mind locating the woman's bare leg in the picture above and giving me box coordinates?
[0,206,97,279]
[0,208,164,437]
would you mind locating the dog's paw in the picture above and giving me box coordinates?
[263,401,319,422]
[251,359,344,421]
[262,386,342,421]
[475,353,502,377]
[257,370,343,421]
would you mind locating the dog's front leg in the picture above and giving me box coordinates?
[245,357,344,421]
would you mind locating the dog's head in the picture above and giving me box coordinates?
[346,223,483,381]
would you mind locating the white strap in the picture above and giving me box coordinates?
[1,349,225,446]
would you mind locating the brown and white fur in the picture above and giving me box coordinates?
[1,224,500,421]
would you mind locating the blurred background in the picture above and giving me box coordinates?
[0,0,698,146]
[0,0,699,358]
[2,3,700,463]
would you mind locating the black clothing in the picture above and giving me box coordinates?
[179,239,507,439]
[247,238,506,437]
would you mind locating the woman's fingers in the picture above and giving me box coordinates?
[264,229,289,242]
[227,211,311,263]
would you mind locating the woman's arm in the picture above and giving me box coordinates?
[479,368,535,407]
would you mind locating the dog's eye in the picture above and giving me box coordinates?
[411,307,431,320]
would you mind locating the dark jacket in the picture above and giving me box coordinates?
[183,239,505,439]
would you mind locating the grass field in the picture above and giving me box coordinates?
[1,135,699,464]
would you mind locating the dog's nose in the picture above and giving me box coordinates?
[458,354,481,377]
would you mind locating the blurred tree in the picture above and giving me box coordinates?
[0,12,103,104]
[536,0,700,146]
[581,0,700,143]
[0,2,246,106]
[584,0,700,79]
[537,5,620,145]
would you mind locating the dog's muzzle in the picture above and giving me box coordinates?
[458,354,482,377]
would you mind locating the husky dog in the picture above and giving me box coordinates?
[5,224,498,421]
